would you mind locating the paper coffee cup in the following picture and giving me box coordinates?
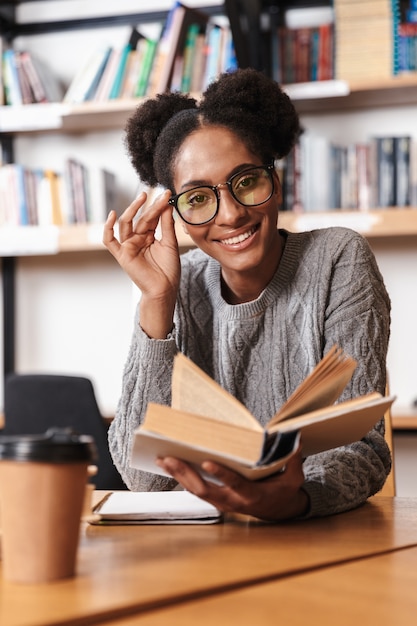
[0,429,96,583]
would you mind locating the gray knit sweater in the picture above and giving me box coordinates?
[109,227,391,518]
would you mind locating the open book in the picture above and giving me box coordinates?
[131,346,395,480]
[90,490,221,525]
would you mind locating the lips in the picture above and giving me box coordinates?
[221,225,258,246]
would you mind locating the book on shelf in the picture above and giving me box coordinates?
[88,167,118,222]
[201,20,223,89]
[356,143,372,211]
[371,136,396,208]
[120,46,144,99]
[333,0,398,81]
[397,21,417,72]
[108,28,142,100]
[134,37,158,98]
[17,51,65,103]
[90,490,221,525]
[147,1,209,95]
[14,51,34,104]
[64,158,90,223]
[0,36,4,106]
[36,169,64,226]
[131,346,395,482]
[410,137,417,207]
[93,48,120,102]
[2,48,23,106]
[271,21,334,85]
[394,136,411,207]
[63,45,112,104]
[180,22,201,93]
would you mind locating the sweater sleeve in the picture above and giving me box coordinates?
[108,315,179,491]
[301,229,391,517]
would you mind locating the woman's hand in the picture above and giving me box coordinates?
[156,446,309,522]
[103,190,181,338]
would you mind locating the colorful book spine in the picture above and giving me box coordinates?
[135,39,157,97]
[2,49,23,105]
[394,136,411,207]
[181,23,200,93]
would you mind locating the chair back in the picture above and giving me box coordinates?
[3,373,127,490]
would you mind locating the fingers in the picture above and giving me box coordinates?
[102,209,120,255]
[156,457,207,494]
[118,191,147,243]
[102,189,175,255]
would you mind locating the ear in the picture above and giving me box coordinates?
[182,223,189,235]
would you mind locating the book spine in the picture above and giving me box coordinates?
[14,52,34,104]
[181,23,200,93]
[201,23,220,89]
[356,143,372,211]
[108,44,131,100]
[374,137,396,208]
[18,51,47,103]
[3,49,23,105]
[14,164,29,225]
[394,136,411,207]
[135,39,157,97]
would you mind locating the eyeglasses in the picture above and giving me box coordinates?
[168,164,275,226]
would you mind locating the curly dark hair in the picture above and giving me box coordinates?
[124,68,301,191]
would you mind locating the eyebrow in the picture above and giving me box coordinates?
[180,162,260,191]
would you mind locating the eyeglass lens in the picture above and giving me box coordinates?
[176,166,273,225]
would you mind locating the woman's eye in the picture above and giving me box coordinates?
[236,174,257,190]
[188,192,209,206]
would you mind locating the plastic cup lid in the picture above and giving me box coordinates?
[0,428,97,463]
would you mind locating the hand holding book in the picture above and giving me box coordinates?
[131,346,395,480]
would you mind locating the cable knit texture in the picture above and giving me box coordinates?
[108,227,391,518]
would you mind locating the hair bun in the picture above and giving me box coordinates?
[124,92,197,187]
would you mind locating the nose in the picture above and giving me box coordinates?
[214,185,247,225]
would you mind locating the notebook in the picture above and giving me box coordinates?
[90,490,222,525]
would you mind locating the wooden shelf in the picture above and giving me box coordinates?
[0,100,141,133]
[288,74,417,114]
[392,411,417,431]
[277,208,417,239]
[175,208,417,249]
[1,209,417,257]
[1,73,417,133]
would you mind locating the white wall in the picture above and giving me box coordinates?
[1,0,417,419]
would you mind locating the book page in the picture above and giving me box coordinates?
[172,353,260,429]
[267,346,357,427]
[268,393,395,458]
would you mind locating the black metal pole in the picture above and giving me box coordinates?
[2,256,16,379]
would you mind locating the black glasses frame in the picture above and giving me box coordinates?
[168,163,276,226]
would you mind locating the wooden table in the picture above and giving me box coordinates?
[1,496,417,626]
[105,544,417,626]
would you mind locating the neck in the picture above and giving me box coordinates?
[221,232,284,305]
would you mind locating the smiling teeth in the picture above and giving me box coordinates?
[222,227,256,245]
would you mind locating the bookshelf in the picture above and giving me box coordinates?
[3,205,417,260]
[1,71,417,135]
[1,0,417,419]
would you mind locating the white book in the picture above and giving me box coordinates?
[90,490,221,525]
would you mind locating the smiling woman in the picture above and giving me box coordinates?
[103,68,391,522]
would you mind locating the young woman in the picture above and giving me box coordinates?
[103,68,391,520]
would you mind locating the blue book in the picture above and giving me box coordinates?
[108,28,142,99]
[202,23,222,89]
[406,9,417,22]
[84,47,112,101]
[2,49,23,105]
[14,164,29,226]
